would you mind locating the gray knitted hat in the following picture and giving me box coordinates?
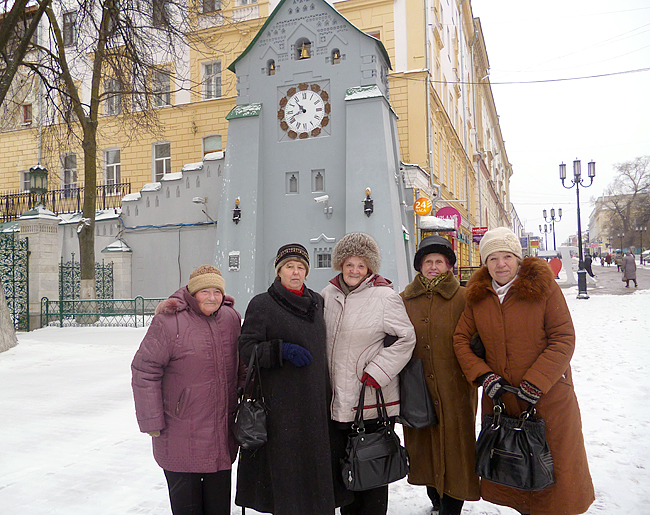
[332,232,381,273]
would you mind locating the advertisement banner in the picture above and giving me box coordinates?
[472,226,488,243]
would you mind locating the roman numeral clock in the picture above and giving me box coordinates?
[215,0,412,308]
[278,82,331,140]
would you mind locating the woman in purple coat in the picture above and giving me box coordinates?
[132,265,242,515]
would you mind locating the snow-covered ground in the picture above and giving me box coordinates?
[1,288,649,514]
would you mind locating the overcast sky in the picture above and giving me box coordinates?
[470,0,650,248]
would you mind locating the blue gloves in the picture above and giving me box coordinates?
[282,342,313,367]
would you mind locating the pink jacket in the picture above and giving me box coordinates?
[131,287,242,473]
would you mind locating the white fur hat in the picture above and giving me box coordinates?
[478,227,523,264]
[332,232,381,273]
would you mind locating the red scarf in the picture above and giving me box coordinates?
[286,285,305,296]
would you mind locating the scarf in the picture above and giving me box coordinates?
[418,271,450,292]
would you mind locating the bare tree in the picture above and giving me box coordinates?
[0,281,18,352]
[603,156,650,247]
[13,0,237,299]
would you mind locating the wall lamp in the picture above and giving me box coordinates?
[232,197,241,224]
[363,187,374,217]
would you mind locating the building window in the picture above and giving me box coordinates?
[202,0,220,13]
[315,250,332,269]
[312,169,324,192]
[105,149,121,194]
[286,172,299,194]
[203,135,222,156]
[62,154,77,198]
[21,171,30,192]
[63,12,77,47]
[367,30,380,40]
[22,104,32,124]
[202,61,221,99]
[153,67,171,107]
[235,0,256,5]
[104,78,122,116]
[153,142,171,181]
[152,0,169,27]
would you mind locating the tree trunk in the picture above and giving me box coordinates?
[0,281,18,353]
[78,127,97,325]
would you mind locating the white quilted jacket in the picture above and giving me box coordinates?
[322,274,416,423]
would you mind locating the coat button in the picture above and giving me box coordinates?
[424,318,429,323]
[429,374,434,380]
[425,345,430,350]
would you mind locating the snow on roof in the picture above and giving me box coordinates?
[419,216,455,231]
[204,150,225,161]
[160,172,182,182]
[345,85,384,101]
[18,204,60,221]
[101,239,132,253]
[58,209,121,225]
[121,192,141,202]
[141,182,163,191]
[181,162,203,172]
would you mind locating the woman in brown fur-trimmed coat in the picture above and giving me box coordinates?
[453,227,594,515]
[400,235,479,515]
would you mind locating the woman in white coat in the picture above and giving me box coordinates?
[322,232,416,515]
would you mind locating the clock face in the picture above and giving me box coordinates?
[278,82,330,140]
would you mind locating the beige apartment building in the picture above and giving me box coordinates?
[0,0,513,267]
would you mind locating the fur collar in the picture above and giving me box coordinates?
[402,272,459,301]
[465,257,554,304]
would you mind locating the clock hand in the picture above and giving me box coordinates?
[294,101,307,114]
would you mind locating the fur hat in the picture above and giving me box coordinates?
[332,232,381,273]
[478,227,523,264]
[274,243,310,276]
[188,265,225,295]
[414,235,456,271]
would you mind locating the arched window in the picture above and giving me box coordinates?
[331,48,341,64]
[267,59,276,76]
[295,38,311,60]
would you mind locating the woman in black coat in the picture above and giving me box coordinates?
[235,243,351,515]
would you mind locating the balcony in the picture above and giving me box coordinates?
[0,183,131,222]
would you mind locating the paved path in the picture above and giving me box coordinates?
[564,261,648,296]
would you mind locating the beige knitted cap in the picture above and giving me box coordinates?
[188,265,225,295]
[478,227,523,264]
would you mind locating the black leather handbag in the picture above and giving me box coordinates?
[341,379,410,491]
[475,386,554,491]
[233,347,268,451]
[397,358,438,428]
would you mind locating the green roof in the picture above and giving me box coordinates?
[227,0,392,73]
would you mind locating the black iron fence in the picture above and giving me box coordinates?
[59,255,114,300]
[0,233,29,330]
[0,182,131,222]
[41,296,165,328]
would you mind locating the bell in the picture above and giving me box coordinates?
[299,43,310,59]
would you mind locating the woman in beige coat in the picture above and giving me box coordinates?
[453,227,594,515]
[400,235,479,515]
[322,232,416,515]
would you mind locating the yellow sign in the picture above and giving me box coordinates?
[414,197,432,216]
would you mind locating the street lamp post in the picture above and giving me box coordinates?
[618,232,624,252]
[539,224,549,251]
[636,226,647,265]
[560,159,595,300]
[543,208,562,250]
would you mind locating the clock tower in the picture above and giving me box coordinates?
[215,0,412,306]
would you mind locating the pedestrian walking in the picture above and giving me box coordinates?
[131,265,242,515]
[322,232,416,515]
[621,250,638,288]
[453,227,594,515]
[584,253,595,278]
[400,235,480,515]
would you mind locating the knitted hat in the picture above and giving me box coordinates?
[274,243,310,276]
[188,265,225,295]
[332,232,381,273]
[414,235,456,271]
[478,227,523,264]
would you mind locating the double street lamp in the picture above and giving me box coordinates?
[560,159,595,300]
[543,208,562,251]
[539,224,549,251]
[636,226,647,265]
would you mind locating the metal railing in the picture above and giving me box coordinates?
[0,182,131,222]
[41,296,165,328]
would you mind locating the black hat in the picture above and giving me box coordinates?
[414,235,456,271]
[274,243,310,275]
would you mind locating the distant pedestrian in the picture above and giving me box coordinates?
[600,256,604,267]
[615,253,623,272]
[584,254,595,278]
[621,250,638,288]
[606,253,612,267]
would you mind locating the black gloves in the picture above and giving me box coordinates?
[517,380,542,405]
[281,342,313,367]
[480,373,510,400]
